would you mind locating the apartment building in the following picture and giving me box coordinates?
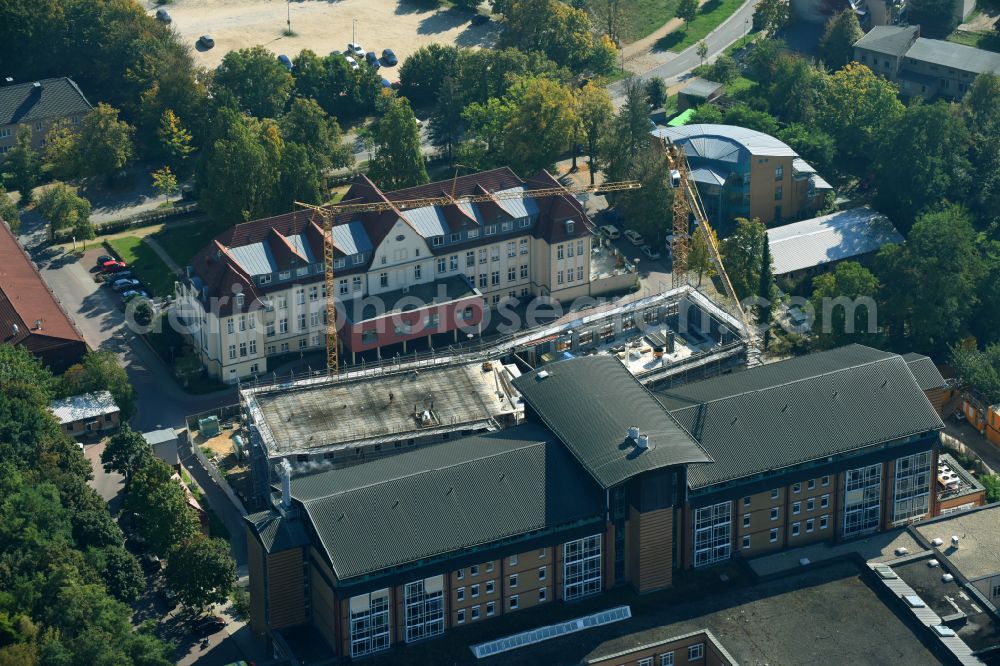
[853,25,1000,100]
[245,345,958,659]
[0,78,91,160]
[177,168,598,382]
[652,124,832,232]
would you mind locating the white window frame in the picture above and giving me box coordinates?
[688,643,704,661]
[563,534,603,599]
[892,451,932,525]
[843,463,882,538]
[693,501,731,568]
[404,578,444,643]
[349,590,390,658]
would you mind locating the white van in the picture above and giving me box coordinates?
[600,225,620,240]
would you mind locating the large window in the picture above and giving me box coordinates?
[349,589,390,657]
[563,534,602,600]
[693,501,732,567]
[893,451,932,525]
[404,576,444,643]
[843,464,882,538]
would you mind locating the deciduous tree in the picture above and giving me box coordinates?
[77,104,134,186]
[36,183,92,241]
[278,97,351,170]
[157,109,194,172]
[100,425,153,485]
[819,9,863,70]
[4,127,40,204]
[499,0,597,70]
[720,217,767,301]
[817,62,902,170]
[688,223,718,287]
[677,0,699,26]
[645,78,667,109]
[368,97,428,189]
[61,350,136,421]
[151,166,177,203]
[42,120,79,181]
[753,0,791,36]
[502,77,578,175]
[577,83,614,184]
[810,261,882,348]
[214,45,294,118]
[0,186,18,231]
[164,536,237,611]
[614,145,674,241]
[126,459,200,558]
[907,0,959,37]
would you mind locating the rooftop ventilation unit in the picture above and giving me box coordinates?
[894,547,909,556]
[536,370,549,379]
[636,433,649,450]
[931,537,944,547]
[942,573,955,583]
[951,536,960,548]
[928,559,940,568]
[627,426,639,441]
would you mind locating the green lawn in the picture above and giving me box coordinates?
[946,29,1000,52]
[593,0,682,42]
[655,0,745,52]
[150,219,230,270]
[105,236,176,298]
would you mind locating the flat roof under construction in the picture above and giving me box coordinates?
[245,361,518,456]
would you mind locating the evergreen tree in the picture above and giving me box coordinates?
[369,98,429,189]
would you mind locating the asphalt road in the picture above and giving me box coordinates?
[609,0,757,101]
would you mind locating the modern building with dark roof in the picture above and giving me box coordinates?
[766,206,903,282]
[176,168,617,382]
[0,78,92,160]
[652,124,832,231]
[0,220,86,372]
[244,345,957,660]
[853,25,1000,100]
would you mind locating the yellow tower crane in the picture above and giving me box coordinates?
[661,138,761,361]
[296,179,641,376]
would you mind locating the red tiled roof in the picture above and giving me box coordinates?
[0,220,86,356]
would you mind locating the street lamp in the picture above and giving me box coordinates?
[353,18,358,45]
[743,17,750,48]
[287,0,291,35]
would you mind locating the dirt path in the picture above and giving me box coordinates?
[153,0,498,69]
[622,0,712,74]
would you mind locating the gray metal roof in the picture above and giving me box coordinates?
[401,205,450,238]
[286,233,317,263]
[0,77,92,126]
[907,37,1000,74]
[142,428,177,446]
[495,186,540,219]
[456,201,487,224]
[852,25,919,57]
[513,356,713,490]
[766,207,903,275]
[330,220,372,256]
[901,353,947,391]
[290,425,604,580]
[689,166,727,186]
[653,124,797,160]
[656,345,944,489]
[228,242,277,276]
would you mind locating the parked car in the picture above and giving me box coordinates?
[471,13,490,25]
[112,278,141,292]
[624,229,644,245]
[195,616,226,636]
[599,225,620,240]
[380,78,392,88]
[381,48,398,66]
[347,42,365,58]
[344,56,359,71]
[96,254,114,266]
[641,244,661,260]
[121,290,148,302]
[365,51,380,69]
[277,54,293,71]
[155,8,171,23]
[100,260,127,273]
[198,35,215,49]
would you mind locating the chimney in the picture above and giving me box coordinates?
[278,459,292,511]
[34,319,42,330]
[32,82,41,93]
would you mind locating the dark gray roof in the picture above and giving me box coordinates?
[513,356,712,490]
[0,78,92,126]
[289,425,604,580]
[901,353,947,391]
[656,345,945,489]
[679,77,724,99]
[907,37,1000,74]
[244,510,310,554]
[853,25,919,57]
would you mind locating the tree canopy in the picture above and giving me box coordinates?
[720,217,767,301]
[368,97,428,190]
[819,9,863,70]
[811,261,883,349]
[213,46,295,118]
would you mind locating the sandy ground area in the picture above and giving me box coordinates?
[149,0,499,69]
[959,8,999,32]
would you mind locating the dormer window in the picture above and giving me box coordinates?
[258,274,272,285]
[296,266,308,276]
[451,233,461,242]
[235,293,245,307]
[279,270,290,280]
[468,229,479,238]
[353,254,364,265]
[334,259,346,269]
[565,220,575,234]
[432,236,443,246]
[486,225,497,235]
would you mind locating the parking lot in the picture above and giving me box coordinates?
[156,0,499,69]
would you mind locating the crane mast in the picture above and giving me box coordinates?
[296,179,641,376]
[661,138,761,362]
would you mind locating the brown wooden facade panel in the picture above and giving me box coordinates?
[266,549,307,628]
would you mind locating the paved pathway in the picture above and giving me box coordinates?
[609,0,757,103]
[143,235,184,275]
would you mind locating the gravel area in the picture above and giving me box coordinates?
[149,0,499,69]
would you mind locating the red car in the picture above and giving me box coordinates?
[100,260,127,273]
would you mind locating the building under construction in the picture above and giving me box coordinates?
[240,284,748,505]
